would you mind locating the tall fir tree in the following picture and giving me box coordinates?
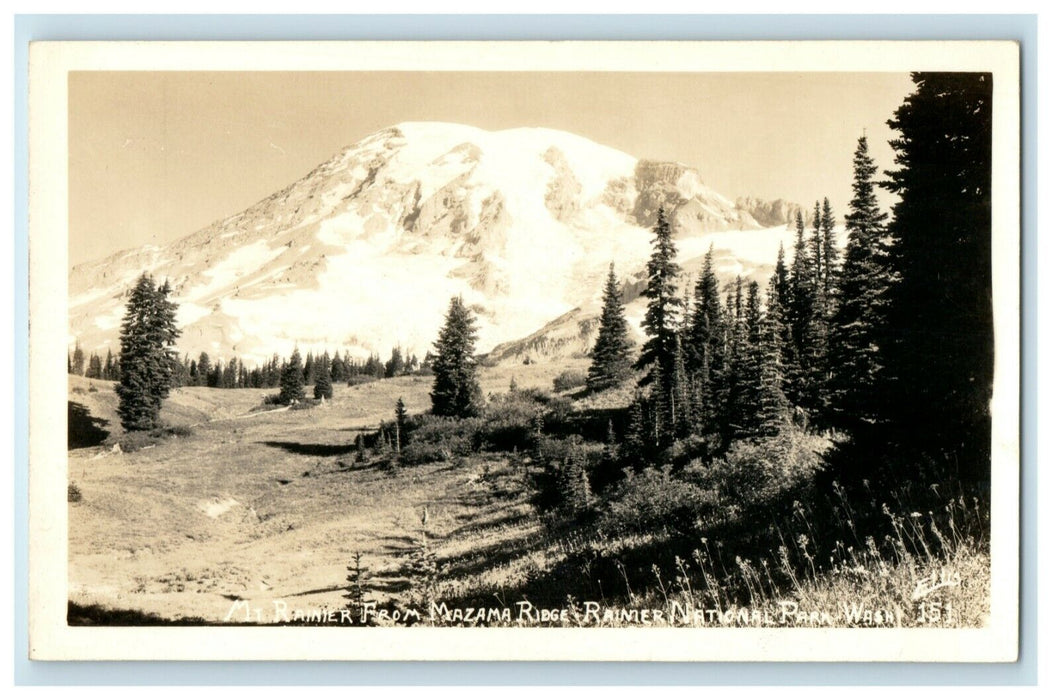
[722,278,758,442]
[280,347,306,404]
[634,207,683,446]
[809,201,823,287]
[587,262,633,392]
[880,72,994,483]
[786,210,814,407]
[773,243,791,311]
[828,136,891,429]
[430,296,482,418]
[115,273,181,430]
[819,197,840,316]
[754,270,792,436]
[686,244,728,436]
[787,204,830,419]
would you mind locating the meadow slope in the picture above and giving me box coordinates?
[67,361,583,623]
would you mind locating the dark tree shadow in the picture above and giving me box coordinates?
[68,601,209,626]
[259,441,354,457]
[68,401,110,449]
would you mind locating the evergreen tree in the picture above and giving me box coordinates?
[819,197,840,316]
[303,351,314,385]
[394,397,407,456]
[754,271,792,436]
[785,211,814,407]
[724,278,757,441]
[71,341,85,376]
[85,353,103,379]
[787,205,830,418]
[313,351,334,400]
[828,136,891,429]
[103,349,116,381]
[223,358,238,389]
[773,243,791,311]
[809,201,823,288]
[280,347,306,404]
[331,351,347,384]
[430,296,482,418]
[587,263,633,392]
[115,273,181,430]
[634,208,682,446]
[880,73,994,483]
[208,363,222,389]
[384,346,405,378]
[343,552,371,624]
[686,245,729,436]
[620,393,648,468]
[197,352,211,387]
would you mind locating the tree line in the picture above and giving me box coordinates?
[584,71,993,485]
[70,343,426,388]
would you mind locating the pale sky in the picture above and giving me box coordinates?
[69,71,914,267]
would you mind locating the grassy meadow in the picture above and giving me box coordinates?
[67,361,990,628]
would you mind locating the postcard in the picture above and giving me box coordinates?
[28,40,1020,661]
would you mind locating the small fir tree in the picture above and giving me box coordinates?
[394,397,407,457]
[280,347,306,404]
[430,296,482,418]
[313,352,333,400]
[587,262,633,392]
[71,341,85,376]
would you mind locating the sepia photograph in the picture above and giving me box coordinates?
[27,40,1021,661]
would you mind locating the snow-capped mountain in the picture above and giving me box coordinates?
[69,122,810,365]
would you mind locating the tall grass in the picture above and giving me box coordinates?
[415,429,990,627]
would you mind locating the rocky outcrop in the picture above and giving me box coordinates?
[735,196,808,229]
[542,147,583,223]
[632,160,761,235]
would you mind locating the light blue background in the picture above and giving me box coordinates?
[13,13,1038,686]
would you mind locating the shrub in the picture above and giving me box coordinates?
[698,427,831,513]
[552,369,587,393]
[478,388,553,452]
[163,425,193,438]
[531,435,606,520]
[400,414,483,465]
[68,482,82,503]
[116,424,193,452]
[261,392,288,407]
[600,465,716,537]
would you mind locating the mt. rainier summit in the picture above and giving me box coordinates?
[70,122,806,363]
